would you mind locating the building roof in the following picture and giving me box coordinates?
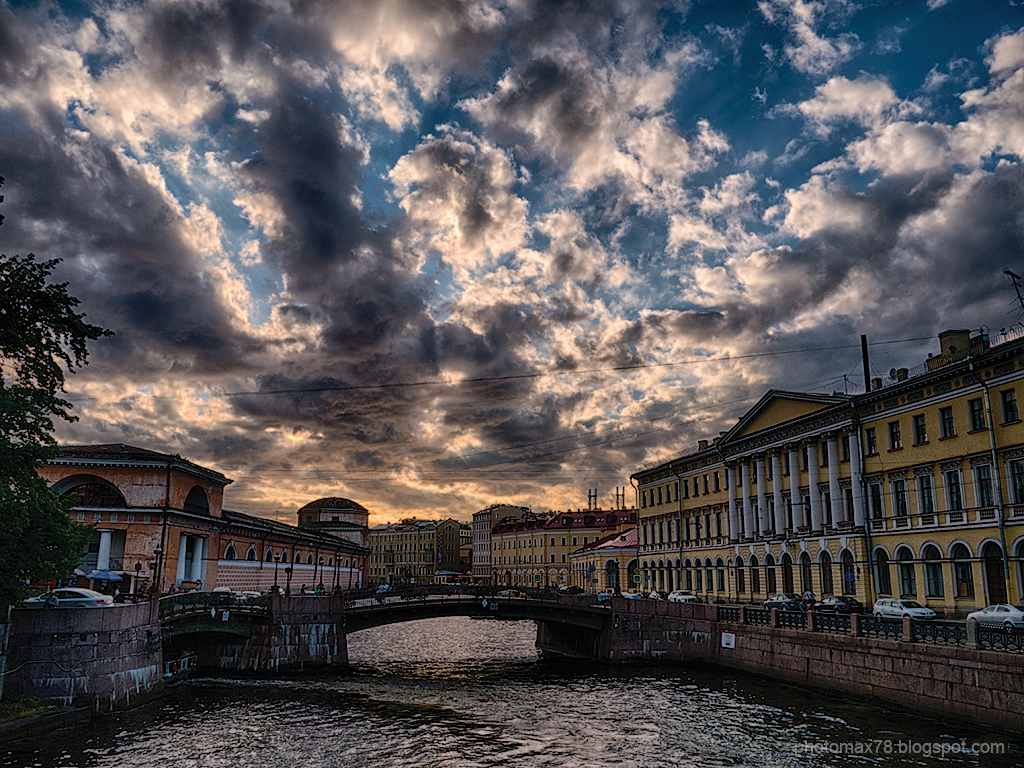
[222,508,368,554]
[54,444,231,485]
[297,496,368,513]
[491,509,636,535]
[575,527,638,553]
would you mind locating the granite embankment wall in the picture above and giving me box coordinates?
[603,599,1024,732]
[5,602,163,711]
[193,595,347,673]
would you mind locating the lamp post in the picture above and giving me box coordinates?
[333,551,340,592]
[284,566,293,596]
[134,562,142,600]
[152,546,163,599]
[273,554,281,594]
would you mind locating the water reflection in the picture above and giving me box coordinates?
[3,616,1021,767]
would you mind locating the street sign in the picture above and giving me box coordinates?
[534,574,542,582]
[632,574,641,584]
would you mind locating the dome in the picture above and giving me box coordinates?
[297,497,368,513]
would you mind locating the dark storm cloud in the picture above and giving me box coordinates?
[0,4,29,86]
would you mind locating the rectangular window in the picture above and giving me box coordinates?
[561,554,567,563]
[572,537,578,546]
[892,479,908,516]
[976,464,993,508]
[865,427,878,455]
[913,414,927,445]
[918,474,935,515]
[703,475,709,494]
[946,470,963,511]
[869,483,884,519]
[713,472,720,492]
[925,560,944,598]
[1001,388,1019,423]
[1011,460,1024,504]
[841,436,850,462]
[802,447,809,470]
[561,536,566,546]
[940,406,955,438]
[821,441,829,466]
[692,478,699,496]
[969,398,986,431]
[888,421,902,450]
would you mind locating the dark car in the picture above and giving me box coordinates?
[558,585,584,595]
[764,592,803,611]
[815,596,864,614]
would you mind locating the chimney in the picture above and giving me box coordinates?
[698,439,709,451]
[870,377,882,391]
[896,368,909,381]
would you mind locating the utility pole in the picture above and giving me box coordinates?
[1005,269,1024,326]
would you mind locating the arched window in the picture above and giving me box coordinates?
[799,552,812,593]
[684,558,693,591]
[897,546,916,597]
[705,558,713,593]
[841,550,856,595]
[819,550,834,595]
[952,543,973,598]
[265,549,274,562]
[246,546,257,562]
[874,549,891,595]
[280,551,288,563]
[294,551,303,564]
[750,555,761,594]
[224,543,236,560]
[183,486,210,515]
[57,477,127,508]
[605,559,620,590]
[923,544,944,597]
[695,561,703,592]
[735,556,745,593]
[781,553,794,593]
[307,554,314,564]
[765,554,777,594]
[715,557,725,592]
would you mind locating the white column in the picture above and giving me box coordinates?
[807,443,823,533]
[727,465,738,542]
[756,457,768,535]
[787,447,801,526]
[96,529,112,571]
[190,536,204,583]
[772,453,785,535]
[741,463,753,540]
[850,431,865,527]
[828,437,842,525]
[175,534,189,584]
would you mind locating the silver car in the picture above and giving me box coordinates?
[872,598,936,620]
[966,604,1024,631]
[23,588,115,608]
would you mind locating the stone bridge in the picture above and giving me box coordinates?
[158,588,612,671]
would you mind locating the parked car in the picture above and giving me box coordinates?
[22,588,114,608]
[764,592,803,611]
[815,596,865,614]
[648,591,666,600]
[557,585,584,595]
[872,598,936,620]
[667,590,700,603]
[621,591,644,600]
[966,604,1024,630]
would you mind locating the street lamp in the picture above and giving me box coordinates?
[273,554,281,594]
[134,562,142,600]
[284,565,293,596]
[152,546,163,599]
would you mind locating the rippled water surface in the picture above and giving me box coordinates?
[4,617,1022,767]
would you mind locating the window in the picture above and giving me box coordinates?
[952,544,974,597]
[969,398,986,431]
[703,475,709,494]
[1011,460,1024,504]
[1002,388,1019,423]
[693,478,699,496]
[841,551,855,595]
[940,406,955,438]
[224,544,236,560]
[976,464,993,508]
[887,421,902,450]
[713,472,720,492]
[869,483,884,519]
[946,470,963,511]
[892,479,908,516]
[897,548,916,597]
[820,442,829,466]
[819,552,833,595]
[736,558,745,592]
[800,553,813,593]
[913,414,927,444]
[875,550,892,595]
[924,545,944,597]
[765,555,777,594]
[918,474,935,516]
[865,427,878,456]
[572,537,578,546]
[750,556,761,594]
[841,436,850,462]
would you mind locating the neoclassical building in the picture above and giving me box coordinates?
[633,327,1024,616]
[38,444,368,594]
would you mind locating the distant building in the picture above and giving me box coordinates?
[570,527,639,593]
[38,444,368,594]
[472,504,529,583]
[490,508,636,587]
[368,518,463,584]
[297,497,370,550]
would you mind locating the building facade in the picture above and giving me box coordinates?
[490,509,636,587]
[38,444,368,594]
[471,504,530,583]
[569,527,639,592]
[368,518,463,584]
[633,328,1024,616]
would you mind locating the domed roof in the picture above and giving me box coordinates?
[297,497,367,513]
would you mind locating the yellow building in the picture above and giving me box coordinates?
[368,518,462,584]
[569,528,639,593]
[490,509,636,587]
[633,327,1024,617]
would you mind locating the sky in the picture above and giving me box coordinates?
[1,0,1024,525]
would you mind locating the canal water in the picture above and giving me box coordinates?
[3,616,1022,767]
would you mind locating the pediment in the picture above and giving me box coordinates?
[727,390,848,441]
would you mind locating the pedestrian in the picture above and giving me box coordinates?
[300,584,307,595]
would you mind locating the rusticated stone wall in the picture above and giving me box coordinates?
[604,599,1024,733]
[5,602,163,711]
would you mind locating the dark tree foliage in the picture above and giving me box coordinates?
[0,175,112,606]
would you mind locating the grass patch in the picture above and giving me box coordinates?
[0,695,56,724]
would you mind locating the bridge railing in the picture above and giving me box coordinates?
[159,593,270,619]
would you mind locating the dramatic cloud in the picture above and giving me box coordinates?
[1,1,1022,524]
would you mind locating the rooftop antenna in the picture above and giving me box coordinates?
[1004,269,1024,327]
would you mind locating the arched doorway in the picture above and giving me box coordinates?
[781,553,794,593]
[626,559,638,591]
[605,559,620,591]
[982,542,1007,604]
[799,552,812,593]
[765,554,777,594]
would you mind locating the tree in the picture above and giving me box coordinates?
[0,175,112,606]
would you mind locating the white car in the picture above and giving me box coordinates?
[872,598,936,620]
[22,588,114,608]
[667,590,700,603]
[966,604,1024,630]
